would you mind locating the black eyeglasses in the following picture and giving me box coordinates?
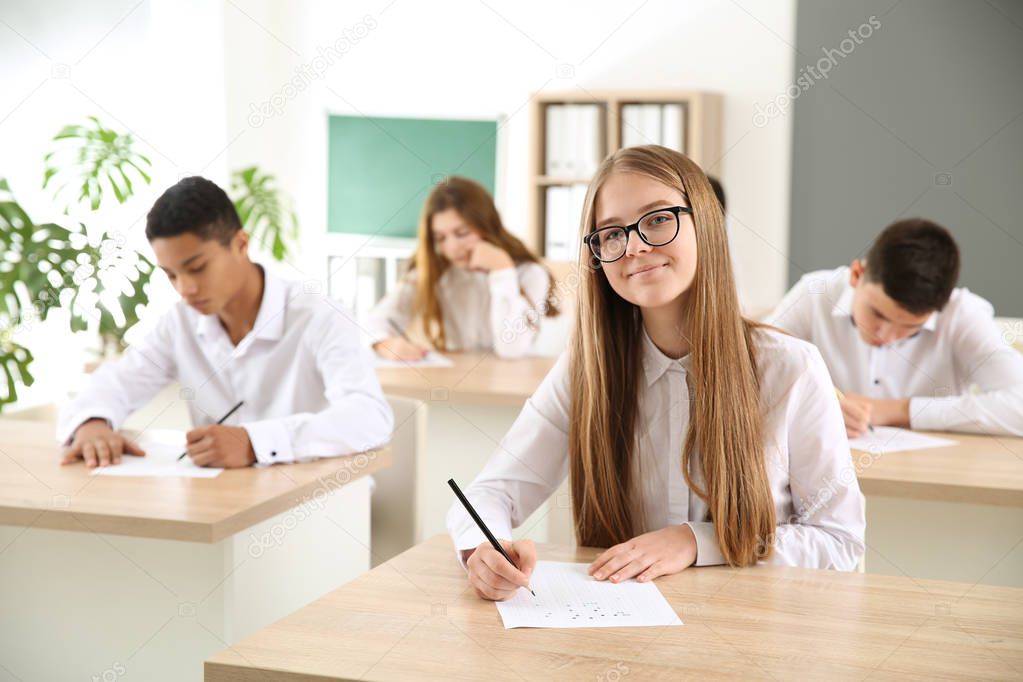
[582,205,692,263]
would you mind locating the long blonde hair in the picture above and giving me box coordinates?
[409,176,559,350]
[569,145,775,566]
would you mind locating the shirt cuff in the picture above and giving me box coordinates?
[242,419,294,464]
[684,521,727,566]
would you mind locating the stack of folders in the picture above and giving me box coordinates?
[544,104,603,178]
[621,103,685,151]
[544,184,588,262]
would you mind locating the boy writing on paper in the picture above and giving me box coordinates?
[58,177,393,468]
[768,218,1023,438]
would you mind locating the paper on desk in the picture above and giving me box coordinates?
[373,351,453,368]
[495,561,683,629]
[90,429,223,478]
[849,426,957,454]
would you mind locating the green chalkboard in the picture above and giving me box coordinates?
[327,115,498,238]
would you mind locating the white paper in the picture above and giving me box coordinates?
[373,350,453,368]
[849,426,957,454]
[495,561,683,629]
[91,429,223,478]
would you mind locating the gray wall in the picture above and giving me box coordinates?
[789,0,1023,315]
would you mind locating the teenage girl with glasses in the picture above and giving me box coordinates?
[447,145,865,601]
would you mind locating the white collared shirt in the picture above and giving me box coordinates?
[768,266,1023,436]
[446,327,866,570]
[57,268,394,464]
[366,262,550,358]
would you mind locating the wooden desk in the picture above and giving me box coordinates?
[852,431,1023,588]
[853,431,1023,507]
[207,534,1023,681]
[0,420,389,682]
[375,352,556,407]
[375,353,572,548]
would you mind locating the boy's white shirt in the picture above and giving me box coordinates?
[768,266,1023,437]
[57,268,394,463]
[447,327,867,571]
[366,262,550,358]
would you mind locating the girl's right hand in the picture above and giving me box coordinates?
[464,538,536,601]
[373,337,429,361]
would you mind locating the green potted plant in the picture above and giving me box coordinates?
[0,118,300,411]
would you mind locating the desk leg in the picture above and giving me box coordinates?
[864,494,1023,588]
[0,475,370,682]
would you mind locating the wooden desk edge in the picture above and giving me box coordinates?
[0,448,391,543]
[855,477,1023,507]
[379,385,532,407]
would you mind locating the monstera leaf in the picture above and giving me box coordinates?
[0,177,152,409]
[232,166,298,261]
[43,115,152,211]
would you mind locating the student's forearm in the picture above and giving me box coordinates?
[871,397,911,427]
[243,394,393,463]
[909,388,1023,436]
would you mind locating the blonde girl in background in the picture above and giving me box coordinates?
[368,176,558,359]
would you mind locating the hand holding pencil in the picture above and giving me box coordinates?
[449,478,537,601]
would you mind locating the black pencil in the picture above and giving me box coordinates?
[448,477,535,596]
[178,400,245,461]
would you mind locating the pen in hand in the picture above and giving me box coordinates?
[835,388,874,433]
[178,400,245,461]
[448,477,536,596]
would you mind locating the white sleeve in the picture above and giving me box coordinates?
[56,311,178,444]
[910,301,1023,436]
[241,302,394,463]
[686,346,866,570]
[488,263,550,359]
[365,271,418,345]
[766,275,815,340]
[446,352,571,551]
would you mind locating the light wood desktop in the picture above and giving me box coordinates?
[852,431,1023,588]
[206,534,1023,681]
[0,420,389,682]
[375,352,556,406]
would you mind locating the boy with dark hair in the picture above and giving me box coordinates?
[59,176,393,468]
[769,218,1023,437]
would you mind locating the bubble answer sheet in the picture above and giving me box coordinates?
[89,429,223,478]
[495,561,683,629]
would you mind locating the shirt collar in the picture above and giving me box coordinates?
[642,326,692,386]
[831,285,855,320]
[194,266,287,343]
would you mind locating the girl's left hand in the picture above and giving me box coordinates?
[588,525,698,584]
[468,241,514,272]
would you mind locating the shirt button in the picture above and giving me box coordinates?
[873,379,880,385]
[271,451,277,457]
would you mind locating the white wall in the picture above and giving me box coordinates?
[219,0,797,313]
[0,0,795,405]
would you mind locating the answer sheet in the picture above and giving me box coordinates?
[495,561,683,629]
[373,351,454,368]
[848,426,957,454]
[90,429,223,478]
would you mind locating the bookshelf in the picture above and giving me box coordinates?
[529,90,722,268]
